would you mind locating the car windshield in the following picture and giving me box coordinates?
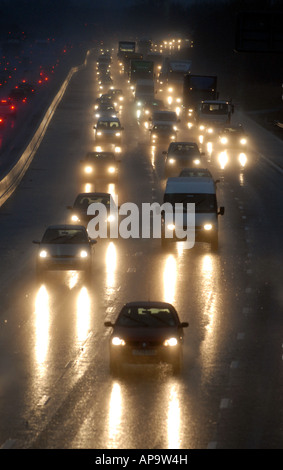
[42,229,88,244]
[170,144,200,155]
[74,195,111,209]
[116,306,177,327]
[164,193,217,212]
[97,120,120,129]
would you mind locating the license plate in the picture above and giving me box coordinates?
[132,349,156,356]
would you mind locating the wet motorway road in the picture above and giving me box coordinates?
[0,50,282,449]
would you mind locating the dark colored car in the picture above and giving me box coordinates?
[218,125,248,149]
[150,123,177,144]
[67,192,118,233]
[104,301,189,375]
[8,88,28,104]
[80,151,120,181]
[163,141,204,177]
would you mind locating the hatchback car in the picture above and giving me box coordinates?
[150,123,177,144]
[67,192,118,232]
[94,103,118,119]
[94,116,123,145]
[218,125,248,149]
[80,151,120,181]
[163,141,204,177]
[104,301,189,374]
[33,224,96,278]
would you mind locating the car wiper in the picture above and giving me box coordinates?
[142,310,172,326]
[121,313,149,326]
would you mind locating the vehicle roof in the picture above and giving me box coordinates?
[165,177,216,194]
[201,100,229,104]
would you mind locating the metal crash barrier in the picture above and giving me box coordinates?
[0,50,91,207]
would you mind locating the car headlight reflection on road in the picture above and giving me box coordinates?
[115,132,121,137]
[112,336,126,346]
[164,337,178,347]
[220,137,228,145]
[71,214,80,222]
[80,250,88,258]
[169,158,175,164]
[39,250,48,258]
[108,166,116,173]
[167,224,175,231]
[193,159,200,165]
[240,138,247,145]
[204,224,213,231]
[239,153,247,167]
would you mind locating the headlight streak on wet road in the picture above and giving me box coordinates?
[163,254,177,304]
[107,382,122,448]
[34,285,50,371]
[76,286,91,344]
[167,384,181,449]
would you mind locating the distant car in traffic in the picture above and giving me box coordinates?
[94,103,118,119]
[67,192,118,233]
[94,116,124,145]
[104,301,189,375]
[33,224,96,279]
[150,123,177,144]
[163,141,204,176]
[80,151,120,181]
[94,93,113,109]
[108,88,124,106]
[8,87,28,104]
[218,124,248,149]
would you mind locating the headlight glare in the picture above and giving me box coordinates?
[164,337,178,347]
[112,336,126,346]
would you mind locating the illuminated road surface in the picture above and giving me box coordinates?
[0,49,282,449]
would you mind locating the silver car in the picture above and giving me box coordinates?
[33,224,96,278]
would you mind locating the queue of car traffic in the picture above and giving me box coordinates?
[31,38,250,376]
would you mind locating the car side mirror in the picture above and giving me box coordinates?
[218,207,225,216]
[180,322,189,328]
[162,151,167,155]
[90,239,97,244]
[215,179,220,185]
[93,125,96,129]
[200,151,205,156]
[104,321,114,327]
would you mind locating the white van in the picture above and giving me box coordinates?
[162,176,224,250]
